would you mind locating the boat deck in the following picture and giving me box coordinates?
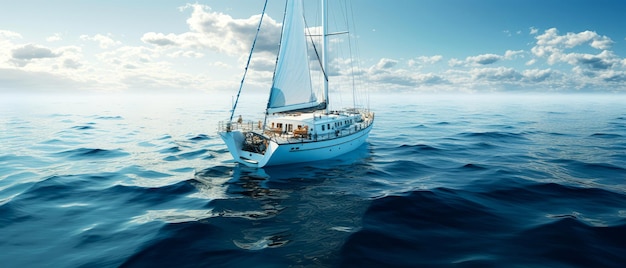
[218,110,374,145]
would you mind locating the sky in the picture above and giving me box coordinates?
[1,0,625,95]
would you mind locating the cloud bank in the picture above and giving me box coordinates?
[0,5,624,94]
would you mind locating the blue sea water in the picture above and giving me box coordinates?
[1,93,625,267]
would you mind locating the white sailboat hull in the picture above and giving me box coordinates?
[219,122,372,168]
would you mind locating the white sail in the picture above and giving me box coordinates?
[267,0,318,114]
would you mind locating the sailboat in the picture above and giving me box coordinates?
[218,0,374,168]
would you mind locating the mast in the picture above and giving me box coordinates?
[322,0,329,114]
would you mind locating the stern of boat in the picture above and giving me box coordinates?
[218,121,277,168]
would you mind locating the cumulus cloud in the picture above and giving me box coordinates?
[415,73,447,85]
[2,5,624,94]
[470,67,522,81]
[448,50,526,68]
[365,58,449,90]
[529,27,539,35]
[522,68,554,82]
[142,4,281,57]
[599,70,626,83]
[375,58,398,69]
[141,32,178,46]
[0,30,22,39]
[531,28,615,62]
[63,58,82,69]
[530,28,624,81]
[448,58,464,67]
[167,50,204,58]
[80,34,121,49]
[46,33,62,42]
[12,44,61,60]
[466,54,502,65]
[409,55,443,67]
[504,50,524,60]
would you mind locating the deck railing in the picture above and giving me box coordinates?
[218,111,374,144]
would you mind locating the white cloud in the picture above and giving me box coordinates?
[534,28,613,51]
[141,32,178,46]
[11,44,61,60]
[470,67,522,82]
[531,28,623,77]
[2,6,625,94]
[374,58,398,70]
[408,55,443,67]
[143,3,281,57]
[415,72,447,85]
[562,50,618,70]
[80,34,121,49]
[522,68,555,82]
[504,50,524,60]
[10,44,62,66]
[46,33,63,42]
[0,30,22,39]
[167,50,204,58]
[425,55,443,64]
[598,70,626,83]
[448,51,526,68]
[466,54,502,65]
[62,58,82,69]
[448,58,464,67]
[530,27,539,35]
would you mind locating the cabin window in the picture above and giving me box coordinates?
[327,123,330,129]
[277,123,283,128]
[322,125,325,131]
[287,124,293,132]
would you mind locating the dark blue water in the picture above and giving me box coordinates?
[1,94,625,267]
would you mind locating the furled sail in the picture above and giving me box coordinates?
[267,0,318,114]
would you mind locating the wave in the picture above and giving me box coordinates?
[71,125,95,130]
[119,221,254,268]
[54,148,130,159]
[189,134,210,141]
[94,115,123,120]
[457,131,529,141]
[163,149,212,161]
[549,158,626,180]
[159,146,181,154]
[106,180,196,205]
[589,133,623,139]
[339,182,626,266]
[399,143,440,151]
[512,217,626,267]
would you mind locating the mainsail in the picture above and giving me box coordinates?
[267,0,318,114]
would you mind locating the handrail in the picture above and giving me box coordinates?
[218,111,374,145]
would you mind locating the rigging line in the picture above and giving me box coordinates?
[229,0,269,124]
[304,17,329,87]
[346,0,368,110]
[262,0,289,131]
[345,0,357,108]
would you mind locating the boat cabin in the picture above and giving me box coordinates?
[267,111,363,139]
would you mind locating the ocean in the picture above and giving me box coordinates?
[1,93,625,267]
